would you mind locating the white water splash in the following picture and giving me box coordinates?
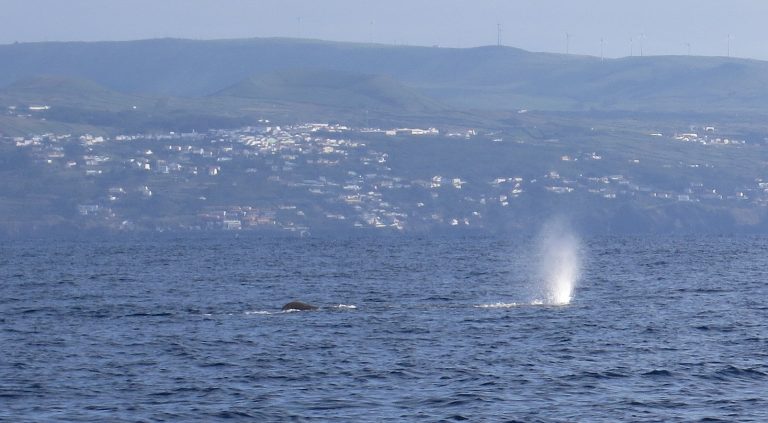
[333,304,357,310]
[475,302,520,309]
[535,219,583,305]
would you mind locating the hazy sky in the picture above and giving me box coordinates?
[3,0,768,60]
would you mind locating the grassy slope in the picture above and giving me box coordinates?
[2,38,768,115]
[213,69,446,113]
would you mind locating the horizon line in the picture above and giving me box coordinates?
[0,35,756,62]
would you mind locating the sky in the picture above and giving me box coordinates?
[3,0,768,60]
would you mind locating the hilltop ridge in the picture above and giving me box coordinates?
[2,37,768,117]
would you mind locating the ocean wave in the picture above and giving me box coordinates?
[712,365,767,380]
[642,369,674,377]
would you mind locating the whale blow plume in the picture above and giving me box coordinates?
[535,218,583,305]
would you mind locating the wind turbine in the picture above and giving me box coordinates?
[727,34,734,57]
[600,37,605,61]
[639,33,647,57]
[566,32,571,54]
[685,42,691,56]
[369,20,375,44]
[497,23,502,47]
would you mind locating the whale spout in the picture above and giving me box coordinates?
[281,301,319,311]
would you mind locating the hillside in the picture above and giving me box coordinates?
[2,38,768,115]
[4,121,768,237]
[0,76,148,110]
[0,76,257,134]
[214,70,445,113]
[5,38,768,235]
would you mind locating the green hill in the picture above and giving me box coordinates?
[2,37,768,118]
[0,76,256,134]
[214,70,445,113]
[0,76,148,111]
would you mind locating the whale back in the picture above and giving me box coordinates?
[281,301,319,311]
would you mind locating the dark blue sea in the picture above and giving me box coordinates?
[3,235,768,422]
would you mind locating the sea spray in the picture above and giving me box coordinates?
[535,218,583,305]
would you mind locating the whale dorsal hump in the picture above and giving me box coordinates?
[281,301,318,311]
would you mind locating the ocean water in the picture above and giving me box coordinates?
[2,235,768,422]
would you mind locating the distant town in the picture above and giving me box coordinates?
[3,118,767,235]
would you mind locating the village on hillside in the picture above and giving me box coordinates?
[3,119,765,234]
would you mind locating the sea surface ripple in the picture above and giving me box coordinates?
[2,235,768,421]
